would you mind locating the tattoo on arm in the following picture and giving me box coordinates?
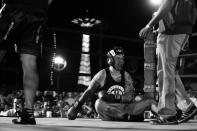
[122,72,135,102]
[125,72,134,92]
[78,70,104,104]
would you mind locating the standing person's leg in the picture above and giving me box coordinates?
[12,54,38,125]
[20,54,39,110]
[12,12,44,125]
[173,35,197,123]
[157,34,177,118]
[175,72,192,111]
[151,34,180,125]
[175,72,197,118]
[170,35,191,108]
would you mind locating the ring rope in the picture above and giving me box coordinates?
[180,74,197,78]
[179,53,197,57]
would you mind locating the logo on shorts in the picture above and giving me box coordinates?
[107,85,124,99]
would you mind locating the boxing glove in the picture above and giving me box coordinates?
[67,100,82,120]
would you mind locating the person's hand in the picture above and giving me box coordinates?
[139,25,153,40]
[67,106,78,120]
[67,100,83,120]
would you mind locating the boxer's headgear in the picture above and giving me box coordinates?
[107,46,124,66]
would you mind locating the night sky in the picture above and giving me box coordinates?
[48,0,154,38]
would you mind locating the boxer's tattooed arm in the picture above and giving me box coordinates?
[125,72,135,91]
[78,69,106,104]
[121,72,135,103]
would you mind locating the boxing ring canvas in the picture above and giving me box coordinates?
[0,117,197,131]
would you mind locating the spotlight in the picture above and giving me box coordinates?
[53,55,67,71]
[149,0,161,7]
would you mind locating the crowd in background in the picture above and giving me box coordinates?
[0,86,197,119]
[0,88,98,118]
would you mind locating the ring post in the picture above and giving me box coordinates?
[144,31,157,99]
